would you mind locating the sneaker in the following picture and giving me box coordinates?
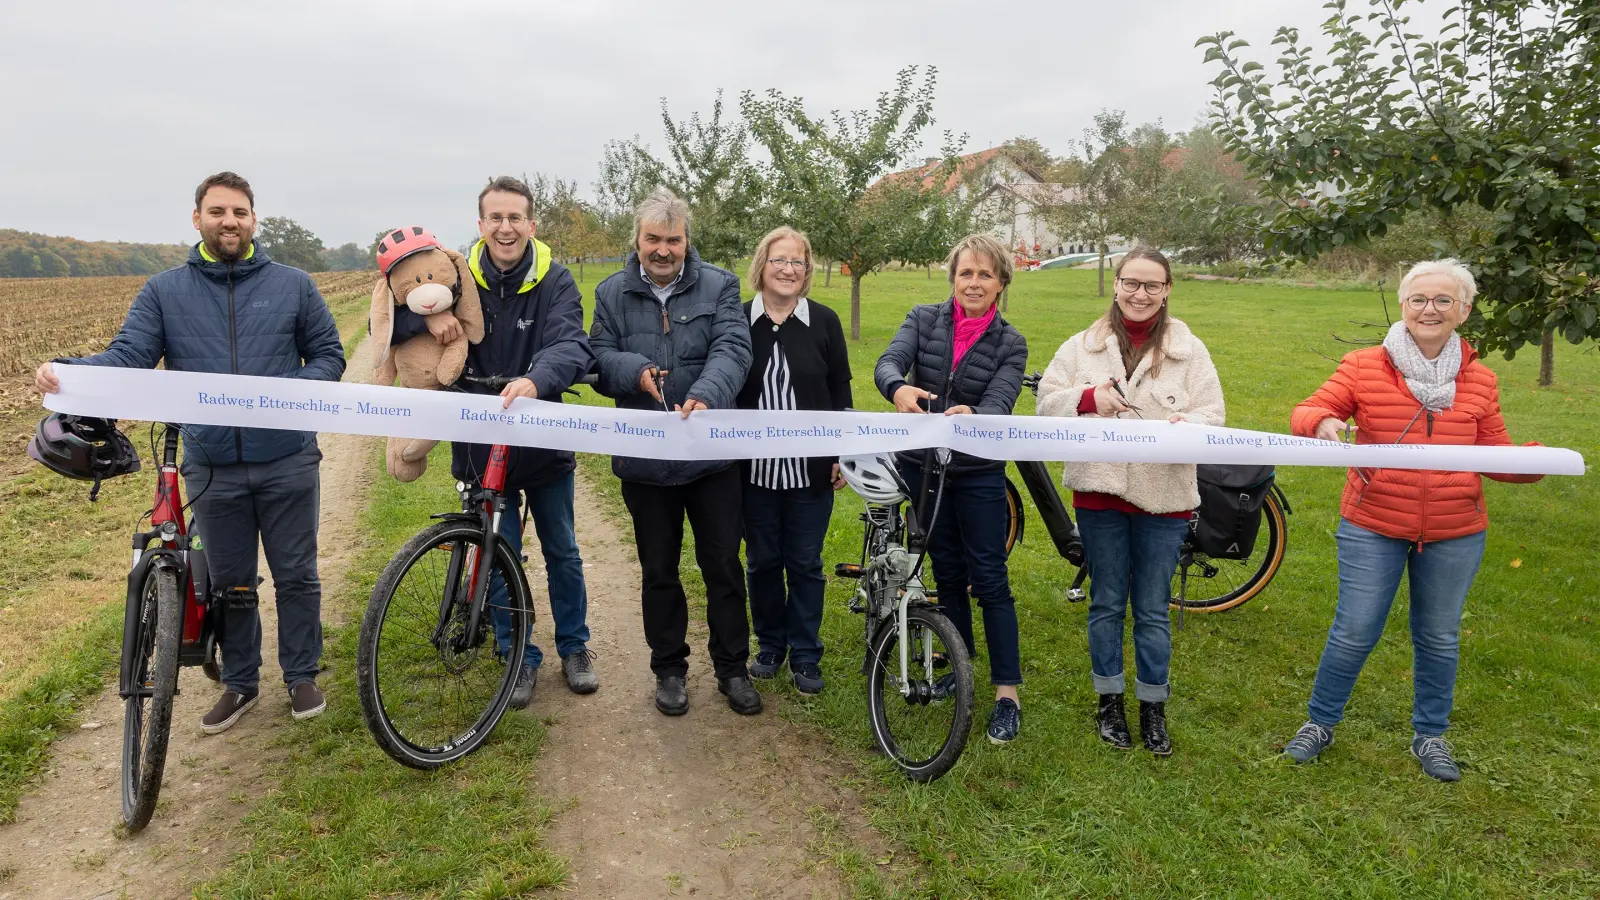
[508,664,538,711]
[1140,701,1173,756]
[1096,693,1132,750]
[561,650,599,695]
[930,672,959,701]
[1412,734,1462,782]
[201,690,258,735]
[1283,722,1335,764]
[655,675,689,716]
[289,681,326,721]
[791,662,824,696]
[987,698,1021,745]
[718,675,763,715]
[750,650,784,680]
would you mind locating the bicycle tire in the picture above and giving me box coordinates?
[866,606,974,782]
[121,565,182,832]
[1003,476,1024,557]
[1170,491,1288,612]
[358,521,530,769]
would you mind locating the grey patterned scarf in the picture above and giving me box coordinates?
[1383,321,1461,411]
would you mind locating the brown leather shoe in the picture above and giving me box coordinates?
[201,690,258,735]
[290,681,326,721]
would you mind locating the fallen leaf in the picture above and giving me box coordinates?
[1510,558,1522,568]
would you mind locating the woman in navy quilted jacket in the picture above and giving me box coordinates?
[873,233,1029,745]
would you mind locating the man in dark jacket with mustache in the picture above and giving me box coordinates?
[590,187,758,718]
[35,171,345,734]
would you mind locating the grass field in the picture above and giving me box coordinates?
[1,261,1596,896]
[565,260,1599,897]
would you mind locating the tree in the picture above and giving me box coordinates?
[320,242,369,271]
[599,91,766,269]
[257,217,326,272]
[1200,0,1600,385]
[743,65,967,339]
[1047,109,1134,296]
[1153,124,1269,264]
[521,172,584,260]
[1000,136,1053,177]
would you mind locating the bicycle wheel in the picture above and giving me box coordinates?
[1003,476,1024,556]
[122,565,182,832]
[1170,492,1288,612]
[358,521,530,769]
[866,606,974,782]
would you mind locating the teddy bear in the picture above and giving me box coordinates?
[369,226,485,482]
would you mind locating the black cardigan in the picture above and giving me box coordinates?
[737,298,854,490]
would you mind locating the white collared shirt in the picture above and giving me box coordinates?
[641,263,684,306]
[749,292,811,327]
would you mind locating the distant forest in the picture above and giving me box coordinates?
[0,227,370,277]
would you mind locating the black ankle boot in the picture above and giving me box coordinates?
[1096,693,1132,750]
[1140,701,1172,756]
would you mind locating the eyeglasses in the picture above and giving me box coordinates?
[485,213,528,227]
[1118,277,1169,295]
[1403,294,1458,311]
[767,257,809,271]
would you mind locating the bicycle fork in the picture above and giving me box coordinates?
[431,496,505,654]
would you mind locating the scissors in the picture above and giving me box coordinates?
[1109,377,1144,417]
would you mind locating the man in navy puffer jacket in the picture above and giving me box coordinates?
[36,172,345,733]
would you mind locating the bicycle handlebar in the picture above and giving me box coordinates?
[457,373,600,390]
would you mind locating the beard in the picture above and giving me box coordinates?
[200,225,250,262]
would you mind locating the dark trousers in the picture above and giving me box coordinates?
[902,464,1022,686]
[182,443,323,695]
[620,466,750,680]
[742,482,834,667]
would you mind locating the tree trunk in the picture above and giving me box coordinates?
[579,257,585,283]
[1000,285,1009,314]
[850,272,863,340]
[1097,243,1107,297]
[825,262,833,288]
[1539,325,1556,386]
[927,265,932,279]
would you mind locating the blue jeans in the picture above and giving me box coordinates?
[1078,507,1189,702]
[743,483,834,666]
[902,464,1022,686]
[490,471,591,669]
[1307,520,1487,736]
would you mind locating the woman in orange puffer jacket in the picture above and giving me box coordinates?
[1280,259,1545,783]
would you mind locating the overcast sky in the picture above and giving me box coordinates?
[0,0,1342,250]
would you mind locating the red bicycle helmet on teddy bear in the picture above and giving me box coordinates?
[375,226,443,275]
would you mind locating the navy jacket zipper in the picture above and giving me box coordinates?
[227,266,242,464]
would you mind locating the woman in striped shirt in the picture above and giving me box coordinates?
[736,227,853,696]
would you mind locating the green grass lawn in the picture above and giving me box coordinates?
[569,260,1599,897]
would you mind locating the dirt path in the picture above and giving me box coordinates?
[0,340,379,900]
[526,475,890,899]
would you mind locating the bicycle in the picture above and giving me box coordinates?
[356,372,593,769]
[1008,372,1292,613]
[59,421,220,833]
[834,447,975,782]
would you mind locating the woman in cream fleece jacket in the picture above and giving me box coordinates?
[1035,248,1224,756]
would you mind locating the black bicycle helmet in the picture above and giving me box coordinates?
[27,414,141,486]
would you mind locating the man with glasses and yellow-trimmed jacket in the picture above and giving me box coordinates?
[387,175,597,708]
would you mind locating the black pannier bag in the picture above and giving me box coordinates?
[1192,465,1275,559]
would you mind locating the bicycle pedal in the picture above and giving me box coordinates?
[833,563,864,579]
[1067,588,1087,603]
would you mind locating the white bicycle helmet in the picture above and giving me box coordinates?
[839,453,906,505]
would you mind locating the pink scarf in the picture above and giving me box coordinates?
[951,301,996,369]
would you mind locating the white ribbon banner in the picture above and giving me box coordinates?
[43,366,1586,476]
